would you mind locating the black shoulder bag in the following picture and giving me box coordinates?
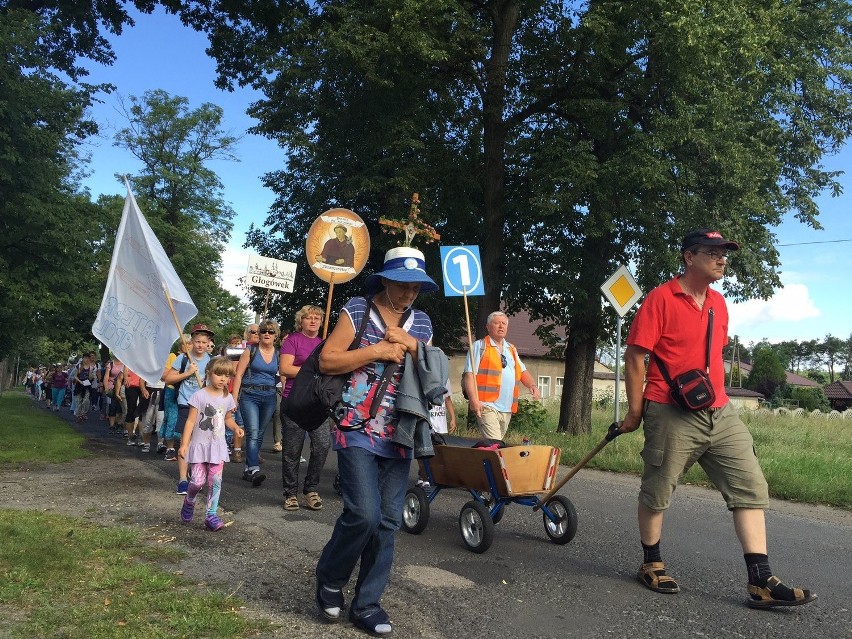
[654,308,716,412]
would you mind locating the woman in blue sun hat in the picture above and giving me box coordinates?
[314,246,437,637]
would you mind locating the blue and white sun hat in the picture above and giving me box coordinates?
[364,247,439,294]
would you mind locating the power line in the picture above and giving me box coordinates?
[777,238,852,246]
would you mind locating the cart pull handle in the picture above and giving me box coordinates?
[533,422,621,511]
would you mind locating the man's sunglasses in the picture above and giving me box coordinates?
[500,354,508,369]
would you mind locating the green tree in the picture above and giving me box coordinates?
[816,334,846,383]
[0,2,157,358]
[787,386,830,412]
[746,347,787,400]
[170,0,852,433]
[112,90,249,333]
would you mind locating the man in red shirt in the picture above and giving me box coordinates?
[619,229,815,609]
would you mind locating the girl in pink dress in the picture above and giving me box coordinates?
[178,357,244,531]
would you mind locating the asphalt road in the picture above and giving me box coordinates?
[67,405,852,639]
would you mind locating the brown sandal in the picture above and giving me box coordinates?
[283,496,299,511]
[637,562,680,594]
[747,576,816,608]
[304,491,323,511]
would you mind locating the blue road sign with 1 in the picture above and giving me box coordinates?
[440,246,485,296]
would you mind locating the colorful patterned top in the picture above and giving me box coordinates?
[334,296,433,459]
[185,388,235,464]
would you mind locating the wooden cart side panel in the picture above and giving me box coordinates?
[543,447,561,491]
[421,447,508,493]
[498,446,562,495]
[420,445,562,496]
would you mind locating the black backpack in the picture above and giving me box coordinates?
[283,297,409,432]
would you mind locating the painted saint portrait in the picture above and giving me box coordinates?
[306,208,370,284]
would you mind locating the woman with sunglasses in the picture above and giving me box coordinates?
[232,319,280,486]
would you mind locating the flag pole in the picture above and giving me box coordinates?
[323,273,335,339]
[163,284,204,387]
[262,288,271,321]
[462,288,480,406]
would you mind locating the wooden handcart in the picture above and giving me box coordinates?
[401,441,576,553]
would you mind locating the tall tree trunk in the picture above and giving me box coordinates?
[558,230,613,434]
[475,1,519,334]
[559,328,599,434]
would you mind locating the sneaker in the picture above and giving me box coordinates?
[156,443,167,455]
[300,456,307,464]
[180,498,194,522]
[137,439,145,447]
[164,448,177,461]
[242,469,266,487]
[176,480,188,495]
[415,479,432,491]
[141,443,151,453]
[205,514,225,531]
[126,438,136,447]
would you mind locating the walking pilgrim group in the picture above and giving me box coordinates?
[28,230,815,637]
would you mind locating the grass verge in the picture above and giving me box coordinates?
[0,510,266,638]
[453,399,852,509]
[0,392,269,637]
[0,392,89,464]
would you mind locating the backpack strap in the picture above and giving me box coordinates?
[365,299,412,420]
[654,307,714,389]
[338,298,413,430]
[245,345,258,382]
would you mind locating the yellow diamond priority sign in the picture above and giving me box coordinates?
[601,265,642,317]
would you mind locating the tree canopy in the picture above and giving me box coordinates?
[167,0,852,432]
[0,1,249,364]
[0,2,151,358]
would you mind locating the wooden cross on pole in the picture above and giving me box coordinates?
[379,193,441,247]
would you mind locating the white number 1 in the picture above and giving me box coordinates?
[452,254,471,288]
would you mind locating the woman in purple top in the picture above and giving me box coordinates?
[279,305,330,511]
[51,367,68,411]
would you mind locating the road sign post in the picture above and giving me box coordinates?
[601,265,642,423]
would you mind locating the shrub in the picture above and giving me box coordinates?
[511,397,549,432]
[787,386,830,412]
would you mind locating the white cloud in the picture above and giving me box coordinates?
[728,283,820,342]
[220,244,251,303]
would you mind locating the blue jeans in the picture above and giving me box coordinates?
[315,446,410,618]
[52,387,66,409]
[239,389,277,471]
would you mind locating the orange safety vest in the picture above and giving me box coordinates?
[474,338,522,413]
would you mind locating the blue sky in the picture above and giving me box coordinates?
[80,6,852,347]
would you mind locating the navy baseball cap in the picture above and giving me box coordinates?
[681,229,740,252]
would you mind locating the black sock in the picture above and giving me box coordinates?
[744,553,772,586]
[642,540,662,564]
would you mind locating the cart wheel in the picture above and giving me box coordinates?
[402,486,430,534]
[459,500,495,553]
[542,495,578,545]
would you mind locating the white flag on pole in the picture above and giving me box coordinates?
[92,184,198,385]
